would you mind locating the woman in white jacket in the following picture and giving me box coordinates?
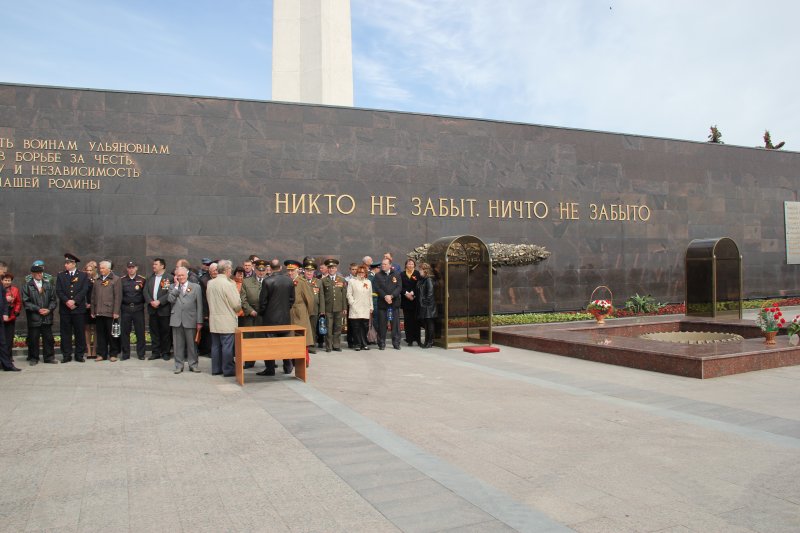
[346,264,373,351]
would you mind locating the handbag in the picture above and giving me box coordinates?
[318,315,328,336]
[367,321,378,344]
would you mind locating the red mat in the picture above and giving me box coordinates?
[463,345,500,354]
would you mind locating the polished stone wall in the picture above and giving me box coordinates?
[1,82,799,312]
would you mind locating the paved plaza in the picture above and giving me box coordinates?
[2,324,799,532]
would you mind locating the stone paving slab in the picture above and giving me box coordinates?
[1,341,799,532]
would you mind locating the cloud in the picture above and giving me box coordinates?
[352,0,800,147]
[353,53,412,104]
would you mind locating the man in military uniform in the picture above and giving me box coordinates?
[145,258,173,360]
[240,259,269,369]
[303,261,323,354]
[286,260,314,353]
[120,261,147,360]
[320,259,348,352]
[55,253,89,363]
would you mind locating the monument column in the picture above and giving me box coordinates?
[272,0,354,106]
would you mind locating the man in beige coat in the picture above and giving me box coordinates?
[206,260,241,377]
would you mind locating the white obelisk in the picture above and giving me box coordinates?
[272,0,353,106]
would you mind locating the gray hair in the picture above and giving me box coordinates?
[175,266,188,275]
[99,260,112,270]
[217,259,232,273]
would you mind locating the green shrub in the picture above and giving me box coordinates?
[624,293,664,314]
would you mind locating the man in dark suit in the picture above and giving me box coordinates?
[257,259,295,376]
[144,258,173,360]
[320,259,348,352]
[167,266,204,374]
[373,258,402,350]
[55,253,89,363]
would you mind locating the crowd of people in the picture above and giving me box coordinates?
[0,252,438,377]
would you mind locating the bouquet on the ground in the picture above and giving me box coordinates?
[755,305,786,332]
[785,314,800,337]
[587,299,613,318]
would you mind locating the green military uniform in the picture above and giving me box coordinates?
[303,261,324,354]
[320,259,348,351]
[239,260,269,369]
[240,274,267,327]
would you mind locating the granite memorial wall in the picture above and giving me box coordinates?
[1,82,799,312]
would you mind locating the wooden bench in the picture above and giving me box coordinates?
[234,325,307,386]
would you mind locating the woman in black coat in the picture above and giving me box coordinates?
[400,258,421,346]
[416,262,436,348]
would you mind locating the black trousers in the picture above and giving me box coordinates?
[95,316,120,359]
[27,324,56,362]
[377,306,401,348]
[59,311,87,359]
[148,312,172,357]
[121,306,146,358]
[421,317,435,346]
[3,321,15,360]
[351,318,369,348]
[199,323,211,355]
[402,303,421,344]
[346,317,354,347]
[0,319,12,370]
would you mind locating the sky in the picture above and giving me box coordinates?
[1,0,798,148]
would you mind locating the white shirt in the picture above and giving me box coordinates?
[153,274,162,300]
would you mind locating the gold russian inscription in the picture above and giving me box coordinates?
[371,195,397,216]
[410,197,478,217]
[0,176,39,188]
[336,194,356,215]
[558,202,580,220]
[589,203,650,222]
[69,154,85,164]
[16,151,62,163]
[23,139,76,150]
[48,178,100,190]
[88,141,169,154]
[93,154,134,165]
[30,165,138,178]
[487,199,544,219]
[0,138,13,148]
[275,193,355,215]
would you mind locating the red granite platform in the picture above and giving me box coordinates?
[488,315,800,378]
